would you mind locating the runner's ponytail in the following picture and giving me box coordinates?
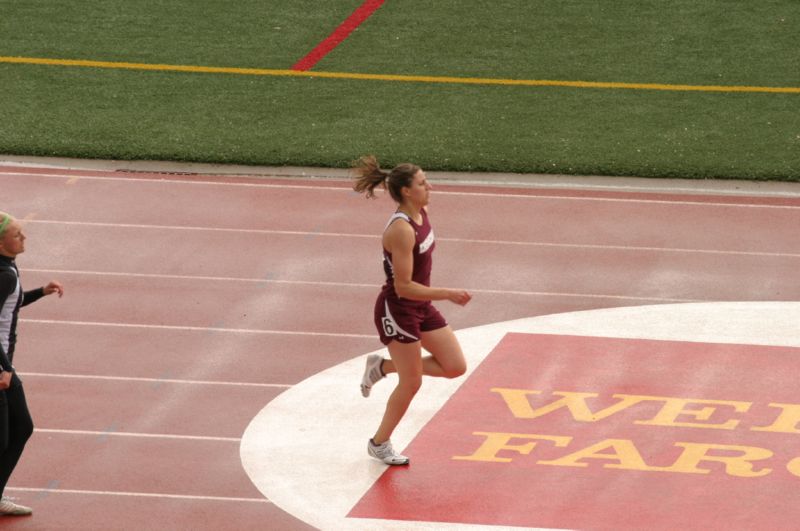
[352,155,389,199]
[352,156,420,203]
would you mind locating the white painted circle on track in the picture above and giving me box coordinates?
[240,302,800,531]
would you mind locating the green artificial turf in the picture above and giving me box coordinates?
[1,1,798,181]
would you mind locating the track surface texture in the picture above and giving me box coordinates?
[1,158,798,529]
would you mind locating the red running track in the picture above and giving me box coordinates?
[0,163,798,529]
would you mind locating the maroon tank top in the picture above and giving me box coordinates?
[381,208,436,305]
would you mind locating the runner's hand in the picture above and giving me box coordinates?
[447,289,472,306]
[0,371,12,390]
[43,281,64,297]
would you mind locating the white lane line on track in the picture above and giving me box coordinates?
[25,267,377,287]
[28,219,377,237]
[19,371,291,389]
[5,486,270,503]
[21,269,702,303]
[3,171,799,206]
[3,163,800,199]
[20,319,375,338]
[469,288,699,303]
[431,177,800,198]
[442,236,800,259]
[441,190,800,207]
[23,220,800,258]
[0,170,348,190]
[34,428,240,443]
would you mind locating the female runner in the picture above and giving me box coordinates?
[0,212,64,515]
[352,156,472,465]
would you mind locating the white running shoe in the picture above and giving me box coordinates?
[360,354,385,397]
[0,496,32,516]
[368,439,409,466]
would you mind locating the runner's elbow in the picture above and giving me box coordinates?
[395,281,413,299]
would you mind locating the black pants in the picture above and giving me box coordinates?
[0,376,34,498]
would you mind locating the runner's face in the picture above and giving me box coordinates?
[403,170,432,208]
[0,220,25,258]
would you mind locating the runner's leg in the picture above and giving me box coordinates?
[373,340,423,444]
[0,383,33,498]
[420,326,467,378]
[380,326,465,379]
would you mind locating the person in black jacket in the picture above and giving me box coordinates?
[0,212,63,516]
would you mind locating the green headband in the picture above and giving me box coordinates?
[0,214,11,237]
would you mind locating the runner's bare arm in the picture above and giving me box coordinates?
[384,221,471,305]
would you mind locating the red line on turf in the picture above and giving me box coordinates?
[291,0,386,71]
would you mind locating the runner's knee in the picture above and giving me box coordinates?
[442,360,466,379]
[397,373,423,395]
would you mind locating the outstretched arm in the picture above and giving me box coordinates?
[22,280,64,307]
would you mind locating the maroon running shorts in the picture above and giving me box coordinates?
[374,293,448,345]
